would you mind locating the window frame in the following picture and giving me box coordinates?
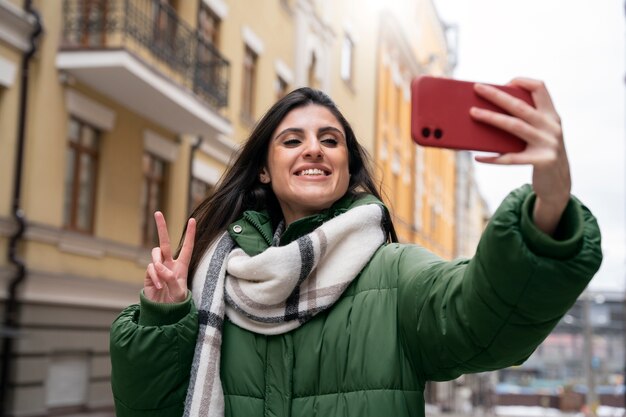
[197,2,221,48]
[275,74,289,100]
[241,44,258,122]
[141,152,168,247]
[188,176,214,215]
[340,33,355,85]
[307,51,318,89]
[63,117,100,234]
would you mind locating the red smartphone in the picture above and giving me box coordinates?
[410,75,535,153]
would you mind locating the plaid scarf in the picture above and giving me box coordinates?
[184,204,386,417]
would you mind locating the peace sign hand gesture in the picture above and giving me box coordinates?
[144,212,196,303]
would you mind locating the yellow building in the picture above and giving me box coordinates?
[0,0,483,415]
[374,0,457,260]
[455,151,490,258]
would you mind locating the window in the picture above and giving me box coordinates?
[195,5,221,98]
[308,52,319,89]
[63,118,100,233]
[76,0,109,47]
[241,45,258,121]
[340,34,354,83]
[141,153,168,246]
[152,0,178,53]
[198,4,220,47]
[189,177,214,214]
[275,75,289,100]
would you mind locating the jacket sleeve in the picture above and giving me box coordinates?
[397,184,602,382]
[110,291,198,417]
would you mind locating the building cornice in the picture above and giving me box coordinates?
[0,216,151,266]
[0,0,37,52]
[0,266,141,309]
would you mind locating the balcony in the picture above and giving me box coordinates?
[56,0,232,137]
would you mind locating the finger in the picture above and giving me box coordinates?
[146,263,163,289]
[177,218,196,266]
[152,247,163,265]
[508,78,561,122]
[474,153,530,165]
[469,107,545,146]
[154,211,173,261]
[473,83,546,127]
[154,262,176,283]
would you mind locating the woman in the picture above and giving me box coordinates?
[110,80,602,417]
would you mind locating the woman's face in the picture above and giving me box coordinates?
[262,104,350,225]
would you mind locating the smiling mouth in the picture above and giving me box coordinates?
[295,168,330,176]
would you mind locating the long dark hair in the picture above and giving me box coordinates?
[182,87,397,279]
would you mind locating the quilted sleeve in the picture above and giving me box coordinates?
[110,291,198,417]
[397,184,602,381]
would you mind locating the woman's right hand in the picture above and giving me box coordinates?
[144,212,196,303]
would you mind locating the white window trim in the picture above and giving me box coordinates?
[0,54,16,87]
[340,33,354,82]
[0,0,36,52]
[242,26,264,56]
[65,89,116,132]
[341,21,358,81]
[192,160,220,185]
[198,134,237,165]
[392,151,401,175]
[275,59,294,85]
[391,61,402,87]
[342,21,357,43]
[143,130,179,162]
[402,73,411,101]
[201,0,228,19]
[379,138,388,161]
[403,169,411,185]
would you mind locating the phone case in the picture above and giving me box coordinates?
[410,75,535,153]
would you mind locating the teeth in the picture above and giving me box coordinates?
[299,168,326,176]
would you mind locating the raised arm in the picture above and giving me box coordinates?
[110,213,199,416]
[397,185,602,382]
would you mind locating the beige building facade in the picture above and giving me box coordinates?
[0,0,487,415]
[374,0,457,258]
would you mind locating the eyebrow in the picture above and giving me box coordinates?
[318,126,345,138]
[274,126,345,140]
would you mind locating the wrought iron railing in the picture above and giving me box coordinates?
[61,0,229,109]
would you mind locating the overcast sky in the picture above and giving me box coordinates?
[433,0,626,292]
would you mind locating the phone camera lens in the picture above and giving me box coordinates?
[421,127,431,138]
[434,129,443,139]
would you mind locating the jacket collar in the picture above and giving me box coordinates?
[227,193,385,256]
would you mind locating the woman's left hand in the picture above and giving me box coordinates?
[470,78,571,236]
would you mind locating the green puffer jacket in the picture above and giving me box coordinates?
[110,185,602,417]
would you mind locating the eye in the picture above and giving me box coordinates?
[321,137,338,147]
[283,138,301,146]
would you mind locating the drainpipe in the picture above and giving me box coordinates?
[0,1,42,414]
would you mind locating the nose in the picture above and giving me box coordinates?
[303,137,323,159]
